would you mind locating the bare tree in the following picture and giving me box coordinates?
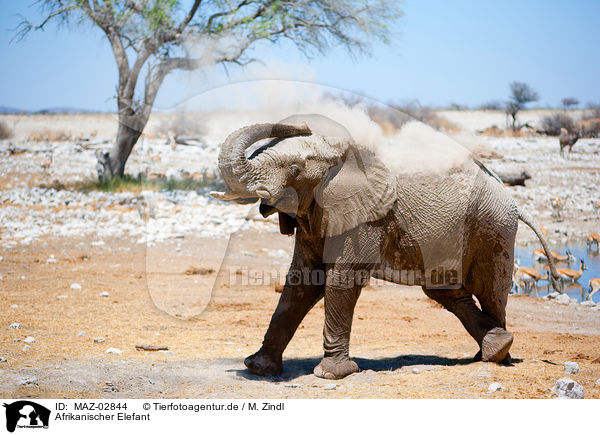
[17,0,400,179]
[505,81,539,131]
[561,97,579,110]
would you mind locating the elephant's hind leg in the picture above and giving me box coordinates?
[423,287,513,363]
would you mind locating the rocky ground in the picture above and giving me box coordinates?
[1,110,599,399]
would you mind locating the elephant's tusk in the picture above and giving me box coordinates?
[209,191,238,200]
[255,189,272,199]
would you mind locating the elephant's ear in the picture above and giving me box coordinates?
[314,146,397,237]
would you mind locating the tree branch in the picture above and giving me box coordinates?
[178,0,202,32]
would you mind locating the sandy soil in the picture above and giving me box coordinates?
[1,232,599,399]
[1,111,599,399]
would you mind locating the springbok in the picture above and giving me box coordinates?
[551,197,565,219]
[513,260,549,292]
[559,127,580,157]
[533,248,574,263]
[587,233,600,250]
[589,278,600,302]
[556,258,587,283]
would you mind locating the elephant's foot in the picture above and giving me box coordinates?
[313,357,359,380]
[473,349,512,365]
[481,327,513,363]
[244,350,282,377]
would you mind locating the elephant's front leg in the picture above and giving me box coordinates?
[313,277,364,380]
[245,255,325,376]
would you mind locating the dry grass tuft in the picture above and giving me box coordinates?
[184,266,215,276]
[28,129,71,142]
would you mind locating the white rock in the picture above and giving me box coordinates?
[106,347,123,355]
[551,378,584,399]
[70,283,82,290]
[547,292,560,300]
[91,240,105,246]
[22,344,31,352]
[99,291,109,297]
[555,294,572,305]
[0,357,7,363]
[323,383,338,390]
[94,337,105,343]
[16,376,38,386]
[564,361,580,375]
[488,382,504,392]
[46,254,58,264]
[23,336,36,344]
[8,323,20,329]
[595,378,600,387]
[77,331,86,337]
[57,295,68,299]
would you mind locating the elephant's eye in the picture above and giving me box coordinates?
[290,164,300,178]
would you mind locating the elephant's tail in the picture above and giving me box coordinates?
[517,208,563,293]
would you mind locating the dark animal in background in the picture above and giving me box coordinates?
[559,127,580,156]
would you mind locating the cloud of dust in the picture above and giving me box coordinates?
[169,34,478,175]
[378,121,473,174]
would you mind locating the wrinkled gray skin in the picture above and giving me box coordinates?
[211,114,562,380]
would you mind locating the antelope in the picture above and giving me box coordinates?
[513,259,549,292]
[589,278,600,302]
[587,232,600,250]
[551,197,565,219]
[533,248,574,263]
[556,258,587,283]
[559,127,580,157]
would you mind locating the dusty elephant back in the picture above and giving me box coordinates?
[392,160,481,289]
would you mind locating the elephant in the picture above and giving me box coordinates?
[210,114,562,380]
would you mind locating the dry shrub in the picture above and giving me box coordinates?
[392,101,459,133]
[540,113,576,136]
[581,107,600,137]
[367,105,412,136]
[478,100,503,110]
[0,120,12,139]
[368,102,459,135]
[28,129,71,142]
[579,118,600,138]
[478,125,536,138]
[479,125,504,136]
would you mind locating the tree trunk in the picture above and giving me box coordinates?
[97,115,145,180]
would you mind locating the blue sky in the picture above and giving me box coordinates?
[1,0,599,112]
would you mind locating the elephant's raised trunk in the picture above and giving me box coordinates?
[212,123,311,200]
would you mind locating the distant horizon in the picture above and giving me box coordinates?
[0,103,597,115]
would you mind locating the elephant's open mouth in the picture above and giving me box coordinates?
[259,201,278,218]
[259,201,298,235]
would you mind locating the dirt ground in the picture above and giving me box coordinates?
[1,231,599,399]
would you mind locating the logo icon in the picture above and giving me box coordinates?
[3,401,50,433]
